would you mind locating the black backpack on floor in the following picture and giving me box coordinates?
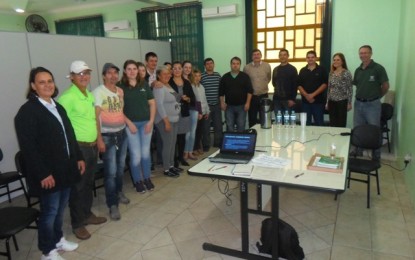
[256,218,305,260]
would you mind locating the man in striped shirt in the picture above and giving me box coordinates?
[201,58,223,150]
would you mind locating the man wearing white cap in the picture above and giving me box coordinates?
[59,61,107,240]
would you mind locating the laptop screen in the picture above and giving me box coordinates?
[221,132,257,154]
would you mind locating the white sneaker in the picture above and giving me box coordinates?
[41,249,65,260]
[55,237,78,252]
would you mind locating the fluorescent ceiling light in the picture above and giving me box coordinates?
[10,0,28,13]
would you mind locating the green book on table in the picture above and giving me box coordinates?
[316,156,341,169]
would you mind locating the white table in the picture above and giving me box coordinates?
[188,125,351,259]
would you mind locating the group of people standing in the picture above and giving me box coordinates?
[13,52,215,259]
[270,45,388,133]
[13,44,388,260]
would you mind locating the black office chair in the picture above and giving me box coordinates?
[347,124,383,208]
[380,103,394,153]
[0,149,27,203]
[0,207,39,260]
[14,151,39,208]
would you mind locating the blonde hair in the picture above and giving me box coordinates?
[189,68,201,86]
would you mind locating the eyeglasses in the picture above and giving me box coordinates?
[74,71,91,76]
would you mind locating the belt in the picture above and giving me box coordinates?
[78,141,97,147]
[356,97,379,102]
[101,129,124,136]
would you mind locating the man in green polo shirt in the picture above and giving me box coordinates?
[352,45,389,159]
[59,61,107,240]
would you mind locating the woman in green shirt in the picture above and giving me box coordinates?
[118,60,156,193]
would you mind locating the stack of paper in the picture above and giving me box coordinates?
[250,154,290,168]
[232,164,253,176]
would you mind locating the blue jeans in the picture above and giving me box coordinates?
[225,105,247,132]
[185,110,199,152]
[302,103,325,126]
[125,121,152,183]
[353,99,381,127]
[102,130,127,208]
[38,188,70,255]
[353,99,381,159]
[273,99,293,125]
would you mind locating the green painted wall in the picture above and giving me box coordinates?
[199,0,246,74]
[0,13,26,31]
[396,0,415,200]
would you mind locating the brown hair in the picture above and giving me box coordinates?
[26,67,58,99]
[331,53,348,72]
[121,59,143,87]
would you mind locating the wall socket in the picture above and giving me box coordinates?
[404,153,412,164]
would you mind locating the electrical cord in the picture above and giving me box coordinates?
[366,152,410,171]
[349,150,409,172]
[256,132,342,150]
[380,161,409,171]
[211,178,239,206]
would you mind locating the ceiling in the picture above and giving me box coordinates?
[0,0,171,14]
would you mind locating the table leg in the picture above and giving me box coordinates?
[271,185,279,259]
[241,181,249,253]
[257,183,262,210]
[201,181,275,259]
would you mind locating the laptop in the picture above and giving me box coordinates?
[209,132,257,164]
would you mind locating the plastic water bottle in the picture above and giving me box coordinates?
[276,110,282,127]
[290,111,297,128]
[283,110,290,127]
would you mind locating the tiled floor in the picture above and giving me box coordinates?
[1,147,415,260]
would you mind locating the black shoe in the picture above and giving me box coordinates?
[164,169,179,178]
[135,181,146,193]
[172,166,183,172]
[180,159,190,166]
[169,167,183,175]
[144,178,155,191]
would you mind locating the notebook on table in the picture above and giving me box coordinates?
[209,132,257,164]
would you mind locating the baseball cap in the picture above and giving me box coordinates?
[67,60,92,78]
[70,60,92,74]
[102,63,120,75]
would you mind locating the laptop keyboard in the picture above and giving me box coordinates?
[209,153,252,164]
[210,157,249,164]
